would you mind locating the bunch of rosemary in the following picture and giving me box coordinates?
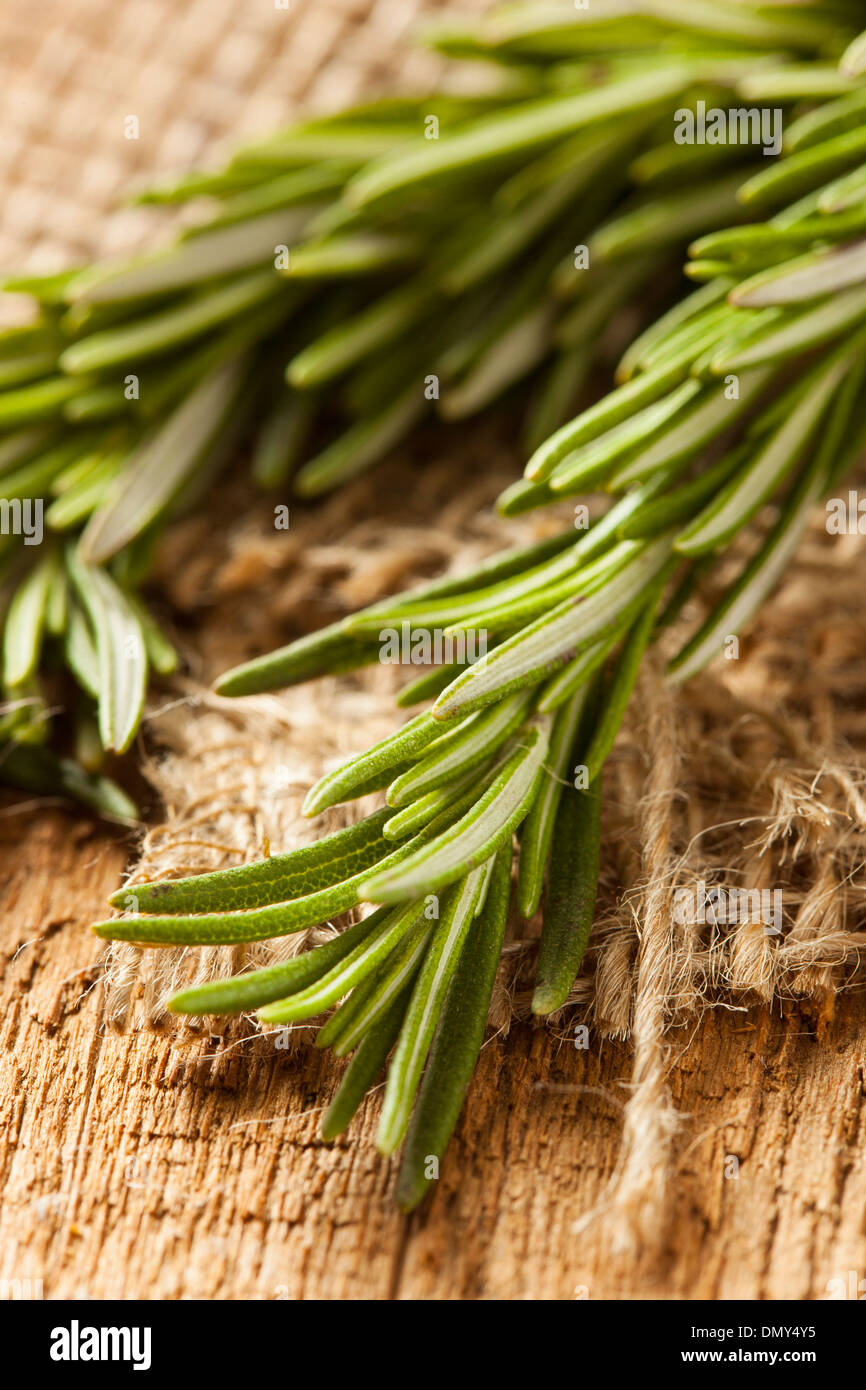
[2,0,859,809]
[92,20,866,1206]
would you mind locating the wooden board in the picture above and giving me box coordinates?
[2,806,865,1301]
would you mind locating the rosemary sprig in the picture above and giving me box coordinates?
[4,0,855,806]
[6,0,858,1192]
[90,21,866,1202]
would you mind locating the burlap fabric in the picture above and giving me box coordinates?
[4,0,866,1251]
[0,0,476,275]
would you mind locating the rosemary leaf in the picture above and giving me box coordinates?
[376,864,489,1154]
[109,807,394,914]
[320,986,412,1143]
[66,547,147,753]
[302,712,450,817]
[79,354,248,564]
[168,906,391,1016]
[348,69,692,207]
[0,741,137,820]
[2,552,57,688]
[319,915,433,1056]
[257,900,427,1024]
[66,210,314,303]
[432,539,673,718]
[360,718,550,903]
[582,595,661,783]
[385,691,533,808]
[532,778,601,1016]
[517,684,589,918]
[396,847,510,1208]
[675,351,853,554]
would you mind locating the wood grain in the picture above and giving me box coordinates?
[2,806,865,1301]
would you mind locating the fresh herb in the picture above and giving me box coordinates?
[4,0,859,805]
[92,18,866,1202]
[5,0,861,1196]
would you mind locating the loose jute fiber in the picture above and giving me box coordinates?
[5,0,866,1253]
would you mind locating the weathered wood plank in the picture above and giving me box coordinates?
[1,808,864,1300]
